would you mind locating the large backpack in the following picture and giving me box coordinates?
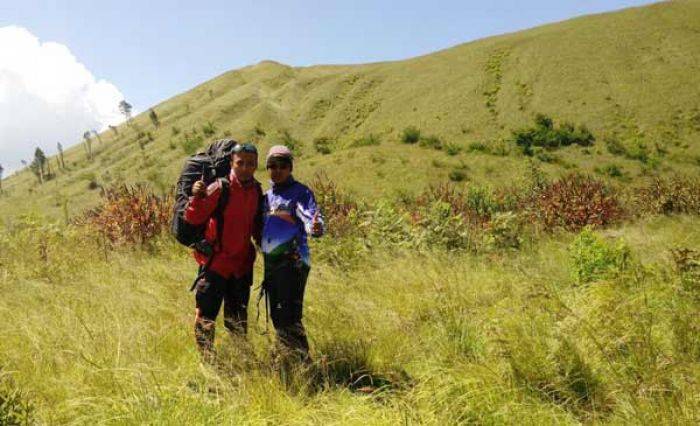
[171,138,238,248]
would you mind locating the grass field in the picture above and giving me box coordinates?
[1,211,699,424]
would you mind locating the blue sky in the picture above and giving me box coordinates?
[1,0,657,110]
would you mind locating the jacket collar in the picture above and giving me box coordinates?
[228,170,258,189]
[271,175,296,191]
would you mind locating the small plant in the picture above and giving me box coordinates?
[401,126,421,144]
[444,143,462,156]
[350,134,381,148]
[171,126,180,136]
[0,375,34,425]
[201,121,217,137]
[279,130,302,156]
[313,137,334,155]
[419,135,442,150]
[569,227,630,284]
[595,164,624,178]
[448,169,466,182]
[181,132,204,155]
[467,142,489,153]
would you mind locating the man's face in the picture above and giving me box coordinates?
[267,159,291,184]
[232,152,257,182]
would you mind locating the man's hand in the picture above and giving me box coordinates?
[311,211,323,236]
[192,179,206,198]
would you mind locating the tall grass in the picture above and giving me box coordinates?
[0,208,699,423]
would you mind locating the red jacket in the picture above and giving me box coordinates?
[184,172,262,279]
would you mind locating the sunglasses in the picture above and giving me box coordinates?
[232,143,258,155]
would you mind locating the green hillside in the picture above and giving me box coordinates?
[2,1,700,218]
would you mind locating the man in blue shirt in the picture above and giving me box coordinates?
[262,145,324,361]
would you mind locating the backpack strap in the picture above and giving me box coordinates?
[213,177,230,251]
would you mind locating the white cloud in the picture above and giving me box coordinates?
[0,26,126,175]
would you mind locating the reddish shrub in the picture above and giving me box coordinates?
[525,174,624,231]
[634,176,700,216]
[77,184,173,244]
[310,172,358,238]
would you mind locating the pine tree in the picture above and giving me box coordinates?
[30,148,47,183]
[148,108,160,128]
[83,131,93,160]
[57,142,65,169]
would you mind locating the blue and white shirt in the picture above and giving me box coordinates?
[262,176,324,268]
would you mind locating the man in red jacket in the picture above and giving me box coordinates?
[185,143,262,357]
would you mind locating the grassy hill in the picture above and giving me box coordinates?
[2,0,700,219]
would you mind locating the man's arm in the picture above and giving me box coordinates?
[296,189,324,237]
[184,180,222,225]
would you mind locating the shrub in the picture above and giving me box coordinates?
[419,135,442,150]
[467,142,489,153]
[525,174,624,231]
[448,169,466,182]
[512,114,594,155]
[279,130,302,156]
[595,164,624,178]
[171,126,181,136]
[313,137,333,154]
[76,184,173,245]
[444,143,462,156]
[413,201,474,251]
[0,375,34,425]
[350,134,381,148]
[310,172,358,239]
[483,212,522,250]
[181,132,203,155]
[569,227,630,284]
[401,126,421,144]
[635,176,700,215]
[202,121,217,137]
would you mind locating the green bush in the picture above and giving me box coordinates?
[444,143,462,156]
[279,130,302,156]
[419,135,443,150]
[448,169,467,182]
[414,201,474,251]
[350,134,381,148]
[313,137,333,154]
[467,142,489,153]
[201,121,217,137]
[0,376,34,425]
[181,132,203,155]
[512,114,594,155]
[401,126,421,144]
[569,227,630,284]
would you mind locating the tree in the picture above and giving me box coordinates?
[30,147,47,183]
[83,131,93,160]
[109,125,118,136]
[148,108,160,128]
[0,163,4,193]
[118,100,133,122]
[57,142,65,169]
[91,129,103,145]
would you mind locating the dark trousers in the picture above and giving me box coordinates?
[194,270,251,353]
[264,260,311,358]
